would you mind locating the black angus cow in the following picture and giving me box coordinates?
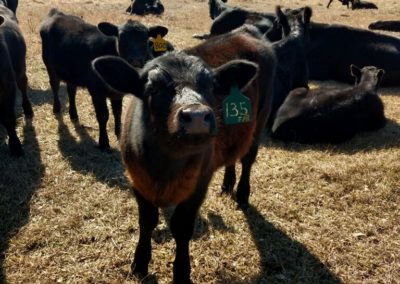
[40,8,170,150]
[0,4,32,155]
[0,0,18,14]
[193,0,275,40]
[327,0,351,9]
[126,0,164,15]
[267,6,312,128]
[308,22,400,86]
[93,35,275,281]
[272,65,386,144]
[352,0,378,9]
[369,20,400,32]
[327,0,377,9]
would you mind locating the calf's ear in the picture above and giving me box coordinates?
[98,22,119,37]
[377,69,385,83]
[92,56,144,97]
[303,6,313,25]
[275,6,290,36]
[350,64,361,81]
[149,25,168,38]
[213,60,258,92]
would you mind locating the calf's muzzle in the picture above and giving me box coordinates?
[178,104,217,135]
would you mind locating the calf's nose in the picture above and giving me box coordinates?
[179,105,216,135]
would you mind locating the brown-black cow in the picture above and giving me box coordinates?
[0,4,32,155]
[92,26,276,282]
[272,65,386,143]
[40,8,170,150]
[186,25,276,207]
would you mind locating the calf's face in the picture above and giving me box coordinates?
[92,52,258,155]
[98,20,168,67]
[350,64,385,88]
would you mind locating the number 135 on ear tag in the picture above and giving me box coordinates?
[222,85,253,125]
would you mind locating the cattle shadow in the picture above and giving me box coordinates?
[152,208,235,244]
[0,119,44,283]
[264,118,400,154]
[216,205,342,283]
[56,115,129,190]
[26,86,55,107]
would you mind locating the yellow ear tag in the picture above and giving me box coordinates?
[153,34,167,52]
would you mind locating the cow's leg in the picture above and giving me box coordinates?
[110,98,122,140]
[90,94,110,150]
[221,165,236,194]
[236,142,259,208]
[16,72,33,118]
[131,190,159,277]
[170,177,210,284]
[66,83,78,120]
[48,72,61,115]
[1,110,23,156]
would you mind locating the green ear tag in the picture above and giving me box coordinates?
[153,34,167,52]
[222,85,253,125]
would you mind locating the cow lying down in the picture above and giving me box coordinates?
[272,65,386,144]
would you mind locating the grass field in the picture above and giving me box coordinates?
[1,0,399,283]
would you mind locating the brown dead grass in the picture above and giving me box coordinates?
[1,0,399,283]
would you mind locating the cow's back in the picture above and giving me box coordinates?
[308,23,400,86]
[40,11,113,86]
[0,5,25,86]
[186,28,276,168]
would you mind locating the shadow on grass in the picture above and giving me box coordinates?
[56,115,129,190]
[264,119,400,154]
[151,208,235,245]
[0,119,44,283]
[217,205,342,283]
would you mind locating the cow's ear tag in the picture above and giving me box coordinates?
[222,85,253,125]
[153,34,167,52]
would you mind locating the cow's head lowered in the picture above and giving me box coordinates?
[92,52,258,156]
[98,20,168,68]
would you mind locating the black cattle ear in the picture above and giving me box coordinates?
[275,6,290,36]
[98,22,119,37]
[0,16,4,26]
[149,25,168,38]
[213,60,258,92]
[303,6,313,25]
[92,56,144,98]
[350,64,361,78]
[377,69,385,83]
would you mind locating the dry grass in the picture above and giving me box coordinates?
[1,0,400,283]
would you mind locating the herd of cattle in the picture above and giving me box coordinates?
[1,0,399,282]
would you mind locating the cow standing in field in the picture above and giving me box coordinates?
[126,0,164,16]
[0,4,32,155]
[267,6,312,128]
[272,65,386,143]
[307,23,400,86]
[40,8,170,150]
[92,25,276,282]
[186,25,276,207]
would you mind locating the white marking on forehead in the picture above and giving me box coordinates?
[173,87,205,105]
